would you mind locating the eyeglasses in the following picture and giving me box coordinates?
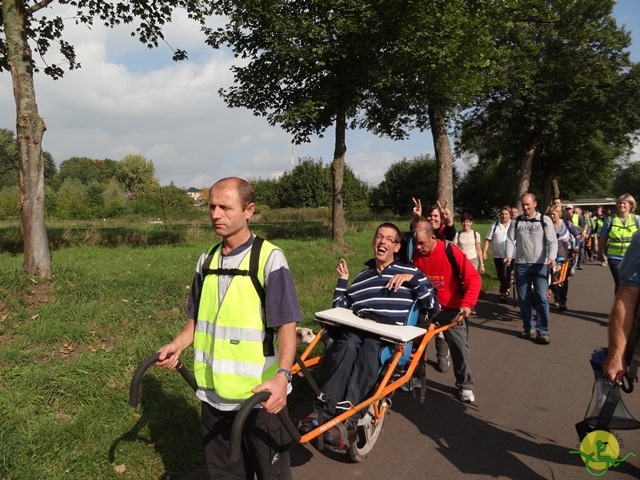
[374,234,399,244]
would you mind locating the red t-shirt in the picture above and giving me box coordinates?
[412,240,481,310]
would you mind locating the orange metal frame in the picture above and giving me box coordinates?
[290,315,465,444]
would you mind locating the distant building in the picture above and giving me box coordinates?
[187,187,206,208]
[564,198,616,210]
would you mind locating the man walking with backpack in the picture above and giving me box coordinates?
[506,193,558,345]
[412,221,481,402]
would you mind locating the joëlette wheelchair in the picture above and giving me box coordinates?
[129,305,465,464]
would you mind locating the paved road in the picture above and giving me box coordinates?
[181,260,640,479]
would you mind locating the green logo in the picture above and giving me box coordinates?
[569,430,637,476]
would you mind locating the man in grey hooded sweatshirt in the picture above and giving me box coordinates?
[505,193,558,344]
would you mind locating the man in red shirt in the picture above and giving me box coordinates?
[412,221,481,402]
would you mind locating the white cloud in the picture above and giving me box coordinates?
[0,4,438,190]
[14,1,639,191]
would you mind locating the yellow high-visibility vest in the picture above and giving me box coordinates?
[193,240,279,400]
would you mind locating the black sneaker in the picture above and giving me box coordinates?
[520,328,535,339]
[323,420,357,447]
[298,413,319,435]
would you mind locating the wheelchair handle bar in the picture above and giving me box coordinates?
[128,352,197,408]
[229,391,301,462]
[128,352,300,462]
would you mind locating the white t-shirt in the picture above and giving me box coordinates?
[485,221,511,259]
[454,230,481,261]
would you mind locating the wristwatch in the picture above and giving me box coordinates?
[275,368,292,383]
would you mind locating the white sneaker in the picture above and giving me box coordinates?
[459,388,475,403]
[400,377,421,392]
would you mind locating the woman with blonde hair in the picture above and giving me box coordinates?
[597,193,640,291]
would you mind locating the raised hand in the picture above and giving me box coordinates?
[336,258,349,280]
[411,197,422,226]
[437,200,453,226]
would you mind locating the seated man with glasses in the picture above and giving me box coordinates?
[299,222,440,446]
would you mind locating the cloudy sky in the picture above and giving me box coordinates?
[1,1,639,190]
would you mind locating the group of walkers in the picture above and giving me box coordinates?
[152,175,638,479]
[481,192,639,346]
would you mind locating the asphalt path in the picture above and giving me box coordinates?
[180,260,640,479]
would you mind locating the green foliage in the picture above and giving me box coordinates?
[0,129,57,189]
[0,221,499,479]
[56,178,89,219]
[0,1,210,78]
[457,0,640,203]
[273,158,370,211]
[53,157,100,189]
[0,185,20,219]
[250,178,278,207]
[116,154,158,193]
[371,154,449,214]
[0,128,19,190]
[276,159,332,208]
[612,162,640,200]
[456,160,520,216]
[208,0,412,143]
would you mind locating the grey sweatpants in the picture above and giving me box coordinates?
[437,309,474,390]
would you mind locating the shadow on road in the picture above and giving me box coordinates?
[395,381,589,479]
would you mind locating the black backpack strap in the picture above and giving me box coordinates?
[249,237,275,357]
[202,243,222,275]
[444,240,464,294]
[514,214,547,251]
[201,237,275,357]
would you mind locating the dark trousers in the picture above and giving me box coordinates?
[438,310,474,390]
[201,402,292,480]
[494,257,512,295]
[316,328,382,418]
[608,258,622,292]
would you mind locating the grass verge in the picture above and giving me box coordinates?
[0,220,497,479]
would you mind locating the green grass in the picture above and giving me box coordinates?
[0,220,498,479]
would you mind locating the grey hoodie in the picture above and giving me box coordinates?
[506,212,558,264]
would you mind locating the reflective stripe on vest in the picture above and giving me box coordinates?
[606,215,639,257]
[193,241,279,400]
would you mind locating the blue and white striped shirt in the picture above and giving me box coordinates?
[333,259,440,324]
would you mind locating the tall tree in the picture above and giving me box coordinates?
[362,0,510,212]
[116,154,158,193]
[371,154,449,215]
[206,0,412,243]
[0,1,207,278]
[457,0,640,207]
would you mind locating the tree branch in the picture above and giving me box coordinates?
[29,0,55,14]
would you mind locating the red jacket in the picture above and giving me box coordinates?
[412,240,481,310]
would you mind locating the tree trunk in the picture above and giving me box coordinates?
[515,125,539,207]
[551,177,560,201]
[2,0,51,278]
[428,105,454,212]
[331,109,346,244]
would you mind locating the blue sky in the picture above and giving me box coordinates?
[0,1,638,189]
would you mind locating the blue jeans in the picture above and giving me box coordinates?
[316,328,382,419]
[515,263,550,333]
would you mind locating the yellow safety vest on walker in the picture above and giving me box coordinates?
[606,215,639,258]
[193,237,279,400]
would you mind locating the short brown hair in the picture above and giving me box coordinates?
[211,177,255,210]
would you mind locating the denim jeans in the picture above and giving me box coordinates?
[316,328,382,419]
[515,263,550,333]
